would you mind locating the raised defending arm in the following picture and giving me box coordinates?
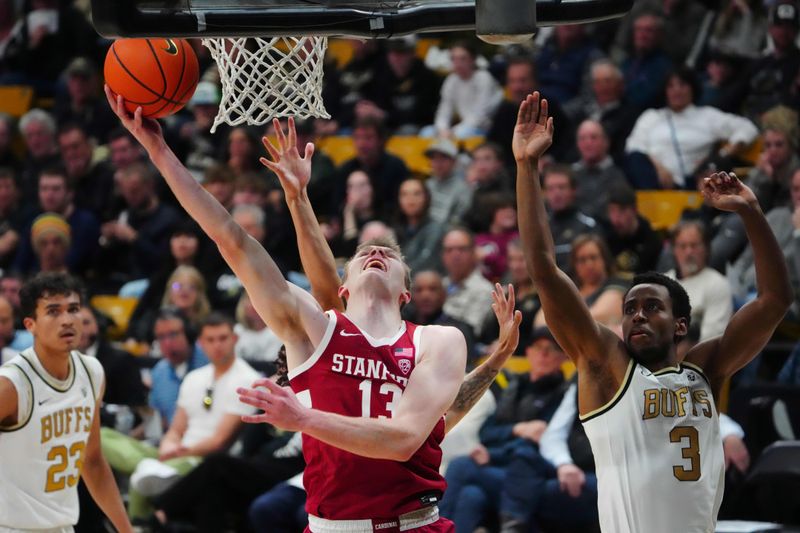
[514,93,617,368]
[445,283,521,432]
[260,118,344,312]
[687,172,792,389]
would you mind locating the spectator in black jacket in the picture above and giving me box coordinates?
[363,36,442,134]
[335,117,408,215]
[487,56,573,166]
[604,184,663,276]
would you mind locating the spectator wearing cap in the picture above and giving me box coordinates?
[424,138,471,225]
[439,326,569,533]
[54,57,118,143]
[425,41,504,139]
[570,119,628,220]
[30,212,70,274]
[361,36,442,135]
[58,122,116,219]
[740,0,800,118]
[603,184,662,276]
[748,105,800,213]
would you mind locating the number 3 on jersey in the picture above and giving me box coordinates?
[670,426,700,481]
[359,379,402,418]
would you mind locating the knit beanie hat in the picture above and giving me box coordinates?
[31,213,71,248]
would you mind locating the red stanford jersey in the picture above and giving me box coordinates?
[289,310,446,520]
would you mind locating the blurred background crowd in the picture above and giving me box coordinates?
[1,0,800,531]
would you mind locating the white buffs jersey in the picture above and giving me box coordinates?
[0,349,103,531]
[581,360,724,533]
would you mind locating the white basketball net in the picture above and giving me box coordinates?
[202,36,330,133]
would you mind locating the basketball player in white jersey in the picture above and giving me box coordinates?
[0,273,132,533]
[513,92,791,533]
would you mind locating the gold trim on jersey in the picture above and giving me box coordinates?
[0,363,34,432]
[579,359,635,423]
[680,361,711,386]
[76,353,98,400]
[19,351,76,393]
[652,365,682,376]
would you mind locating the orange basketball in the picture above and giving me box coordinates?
[104,38,200,119]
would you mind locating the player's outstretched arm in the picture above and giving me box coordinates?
[105,87,324,348]
[514,93,618,369]
[82,397,133,533]
[262,118,344,312]
[238,326,466,461]
[686,172,792,390]
[445,283,521,432]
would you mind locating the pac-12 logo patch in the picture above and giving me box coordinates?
[398,358,412,375]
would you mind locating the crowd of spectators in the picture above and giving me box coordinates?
[2,0,800,531]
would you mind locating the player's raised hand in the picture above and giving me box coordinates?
[512,92,554,162]
[260,117,315,201]
[701,171,759,213]
[492,283,522,359]
[238,378,309,432]
[104,84,164,154]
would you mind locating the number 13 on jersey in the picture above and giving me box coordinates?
[295,379,403,419]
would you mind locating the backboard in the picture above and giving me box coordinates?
[91,0,634,39]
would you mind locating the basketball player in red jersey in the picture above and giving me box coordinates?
[105,87,513,532]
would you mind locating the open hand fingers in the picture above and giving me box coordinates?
[261,135,280,161]
[273,117,288,149]
[304,142,315,161]
[259,157,282,176]
[538,97,549,126]
[513,309,522,328]
[288,116,297,149]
